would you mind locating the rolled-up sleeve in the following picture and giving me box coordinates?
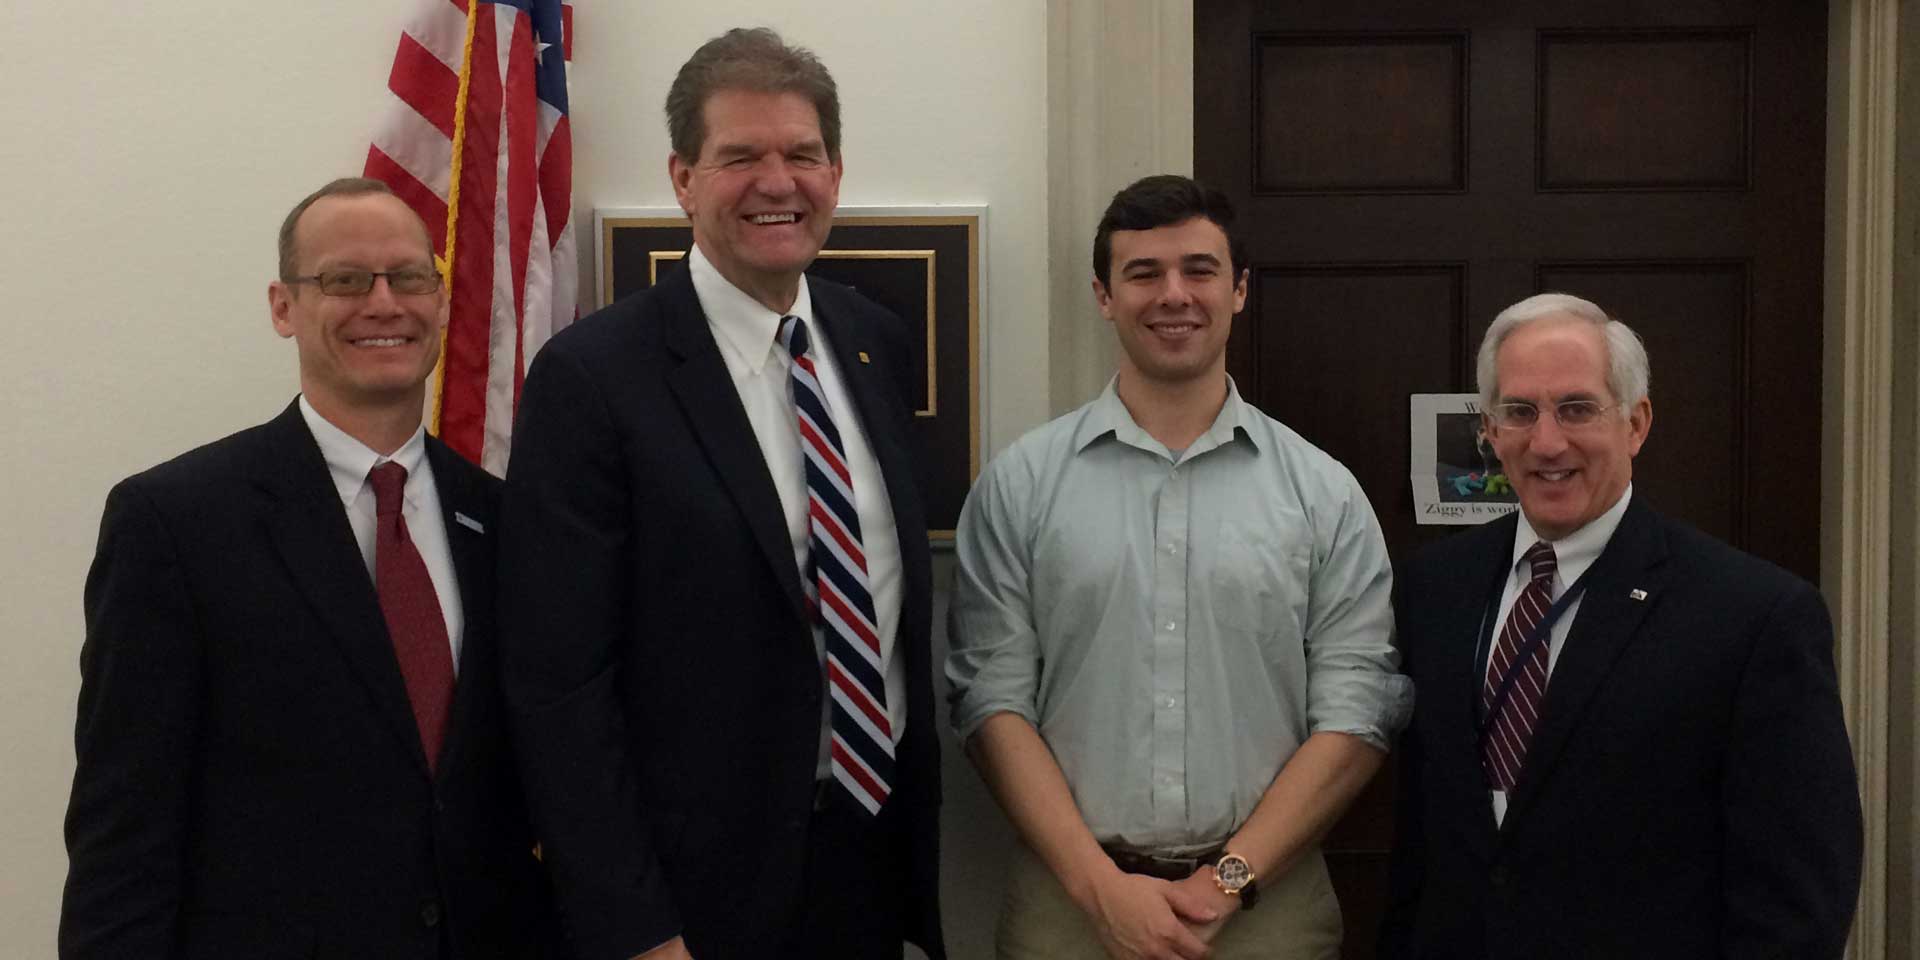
[1301,471,1412,750]
[945,453,1043,740]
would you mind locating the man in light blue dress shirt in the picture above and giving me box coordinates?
[947,175,1411,960]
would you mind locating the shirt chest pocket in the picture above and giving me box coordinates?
[1210,522,1310,640]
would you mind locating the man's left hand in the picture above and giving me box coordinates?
[1174,867,1242,943]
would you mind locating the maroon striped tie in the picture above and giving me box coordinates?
[368,462,455,774]
[1481,541,1558,791]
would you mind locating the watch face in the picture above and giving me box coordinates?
[1216,854,1252,891]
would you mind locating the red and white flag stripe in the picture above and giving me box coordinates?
[366,0,574,476]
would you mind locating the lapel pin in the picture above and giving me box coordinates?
[857,351,871,364]
[455,512,486,534]
[1629,588,1648,601]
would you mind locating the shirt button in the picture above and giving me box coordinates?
[420,901,441,928]
[1164,544,1179,555]
[1165,621,1177,631]
[1163,696,1178,709]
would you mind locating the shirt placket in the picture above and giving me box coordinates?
[1151,461,1190,836]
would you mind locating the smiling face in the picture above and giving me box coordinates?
[1093,216,1247,388]
[268,192,447,421]
[1485,316,1652,540]
[669,88,843,313]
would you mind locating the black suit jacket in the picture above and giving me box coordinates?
[1381,498,1862,959]
[61,403,551,960]
[498,266,944,960]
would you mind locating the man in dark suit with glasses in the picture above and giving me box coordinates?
[1381,292,1862,959]
[60,177,551,960]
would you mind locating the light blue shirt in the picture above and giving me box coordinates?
[947,378,1410,849]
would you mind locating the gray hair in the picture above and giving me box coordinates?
[1475,292,1650,415]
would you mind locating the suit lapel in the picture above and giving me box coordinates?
[813,282,938,788]
[254,403,430,772]
[1504,498,1667,825]
[425,437,493,780]
[659,268,810,620]
[811,284,931,554]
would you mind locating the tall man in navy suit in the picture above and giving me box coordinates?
[498,27,944,960]
[61,177,551,959]
[1381,293,1863,958]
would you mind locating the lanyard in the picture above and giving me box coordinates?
[1475,575,1588,741]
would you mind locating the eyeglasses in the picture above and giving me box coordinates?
[286,268,441,297]
[1487,399,1616,431]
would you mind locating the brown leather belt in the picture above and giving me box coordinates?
[1101,843,1226,881]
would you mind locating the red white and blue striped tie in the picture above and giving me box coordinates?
[781,315,894,815]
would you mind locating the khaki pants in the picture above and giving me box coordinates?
[995,842,1342,960]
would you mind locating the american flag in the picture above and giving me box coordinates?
[366,0,576,475]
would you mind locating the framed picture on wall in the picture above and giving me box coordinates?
[594,205,986,545]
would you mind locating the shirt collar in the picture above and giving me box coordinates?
[1072,375,1259,459]
[297,395,429,506]
[1511,483,1634,585]
[688,243,815,378]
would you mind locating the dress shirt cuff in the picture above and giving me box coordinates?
[950,698,1040,743]
[1307,671,1414,752]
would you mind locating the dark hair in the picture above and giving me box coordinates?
[276,177,424,281]
[1091,175,1246,288]
[665,27,841,162]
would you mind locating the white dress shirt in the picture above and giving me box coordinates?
[687,246,908,776]
[1487,485,1633,823]
[298,396,463,674]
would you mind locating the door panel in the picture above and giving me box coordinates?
[1255,35,1468,194]
[1253,265,1466,544]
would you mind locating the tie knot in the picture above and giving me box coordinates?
[779,314,810,360]
[1523,540,1557,581]
[368,461,408,519]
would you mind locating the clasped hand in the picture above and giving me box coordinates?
[1088,867,1240,960]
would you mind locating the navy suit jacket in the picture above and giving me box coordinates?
[498,265,944,960]
[61,403,552,960]
[1381,497,1862,959]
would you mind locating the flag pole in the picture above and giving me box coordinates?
[430,0,481,437]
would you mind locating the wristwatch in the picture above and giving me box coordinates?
[1212,852,1259,910]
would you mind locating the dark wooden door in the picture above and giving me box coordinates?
[1193,2,1826,955]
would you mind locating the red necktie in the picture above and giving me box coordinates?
[368,462,455,773]
[780,315,894,816]
[1481,541,1557,790]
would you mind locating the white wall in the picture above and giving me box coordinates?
[0,1,1048,954]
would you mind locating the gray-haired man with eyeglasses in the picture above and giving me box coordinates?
[1380,292,1862,959]
[60,177,555,959]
